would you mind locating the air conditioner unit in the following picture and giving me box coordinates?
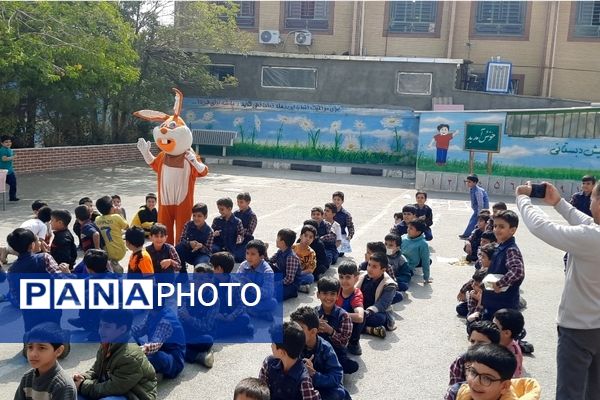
[294,31,312,46]
[485,60,512,93]
[259,30,280,45]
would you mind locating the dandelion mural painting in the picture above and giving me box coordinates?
[182,98,419,166]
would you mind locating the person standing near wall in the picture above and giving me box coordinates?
[0,135,18,201]
[515,181,600,399]
[570,175,596,216]
[459,175,489,239]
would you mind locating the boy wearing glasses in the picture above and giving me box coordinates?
[454,343,540,400]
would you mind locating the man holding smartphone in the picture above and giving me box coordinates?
[515,181,600,400]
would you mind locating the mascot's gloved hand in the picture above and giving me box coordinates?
[185,149,207,173]
[137,138,155,165]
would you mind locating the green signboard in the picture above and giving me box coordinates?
[464,123,502,152]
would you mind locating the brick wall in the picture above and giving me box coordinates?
[12,143,156,174]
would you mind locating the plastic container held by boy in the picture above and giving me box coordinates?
[482,274,508,292]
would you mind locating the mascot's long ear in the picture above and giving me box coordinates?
[173,88,183,118]
[133,110,171,122]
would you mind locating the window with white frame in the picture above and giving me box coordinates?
[261,66,317,89]
[397,72,432,95]
[473,1,527,37]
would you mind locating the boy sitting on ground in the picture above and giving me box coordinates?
[179,263,217,369]
[473,232,496,270]
[493,308,525,378]
[239,240,277,321]
[176,202,214,269]
[74,310,157,400]
[463,211,490,262]
[384,233,409,291]
[486,202,508,232]
[132,302,186,381]
[211,251,254,338]
[125,227,154,276]
[131,193,158,238]
[234,377,270,400]
[457,243,495,318]
[481,210,524,319]
[445,320,501,399]
[290,307,349,400]
[414,191,434,228]
[323,203,342,252]
[74,205,101,253]
[234,192,258,249]
[49,209,77,270]
[15,323,76,400]
[258,321,321,400]
[269,228,302,300]
[454,344,541,400]
[212,197,245,262]
[303,219,330,278]
[336,261,365,356]
[401,218,432,284]
[146,223,181,276]
[95,195,129,273]
[311,207,338,266]
[292,224,318,294]
[314,277,358,375]
[356,253,399,337]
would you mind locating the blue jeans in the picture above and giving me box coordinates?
[175,244,210,267]
[147,350,184,379]
[324,248,338,265]
[436,148,448,164]
[462,211,479,237]
[364,311,387,328]
[6,172,17,200]
[283,283,299,300]
[299,272,314,286]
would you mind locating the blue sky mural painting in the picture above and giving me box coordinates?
[417,112,600,179]
[183,98,418,165]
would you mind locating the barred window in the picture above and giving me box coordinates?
[473,1,526,36]
[388,1,438,34]
[216,1,256,28]
[573,1,600,38]
[506,110,600,138]
[284,1,330,30]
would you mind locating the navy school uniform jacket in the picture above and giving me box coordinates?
[301,336,344,391]
[259,355,321,400]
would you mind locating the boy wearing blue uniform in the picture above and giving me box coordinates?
[212,197,245,262]
[464,211,490,262]
[481,210,524,320]
[176,202,214,268]
[259,321,321,400]
[133,303,186,380]
[270,228,302,300]
[570,175,595,216]
[240,240,277,321]
[211,251,254,338]
[311,207,338,265]
[314,277,358,375]
[291,307,349,400]
[179,263,217,369]
[146,223,181,275]
[392,205,433,241]
[414,191,433,227]
[401,218,432,284]
[235,192,258,247]
[356,253,398,337]
[332,191,354,256]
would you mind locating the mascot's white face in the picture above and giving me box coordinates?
[152,115,193,156]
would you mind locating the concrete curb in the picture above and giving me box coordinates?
[205,156,416,180]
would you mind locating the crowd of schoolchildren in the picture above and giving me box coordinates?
[0,178,553,400]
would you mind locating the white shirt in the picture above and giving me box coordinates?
[517,195,600,329]
[20,218,47,239]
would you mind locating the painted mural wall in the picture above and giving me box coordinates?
[183,98,419,166]
[416,112,599,197]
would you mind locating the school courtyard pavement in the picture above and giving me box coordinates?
[0,161,565,399]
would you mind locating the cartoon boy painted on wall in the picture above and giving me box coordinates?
[428,124,459,166]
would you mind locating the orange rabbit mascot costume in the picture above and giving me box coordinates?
[133,88,208,244]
